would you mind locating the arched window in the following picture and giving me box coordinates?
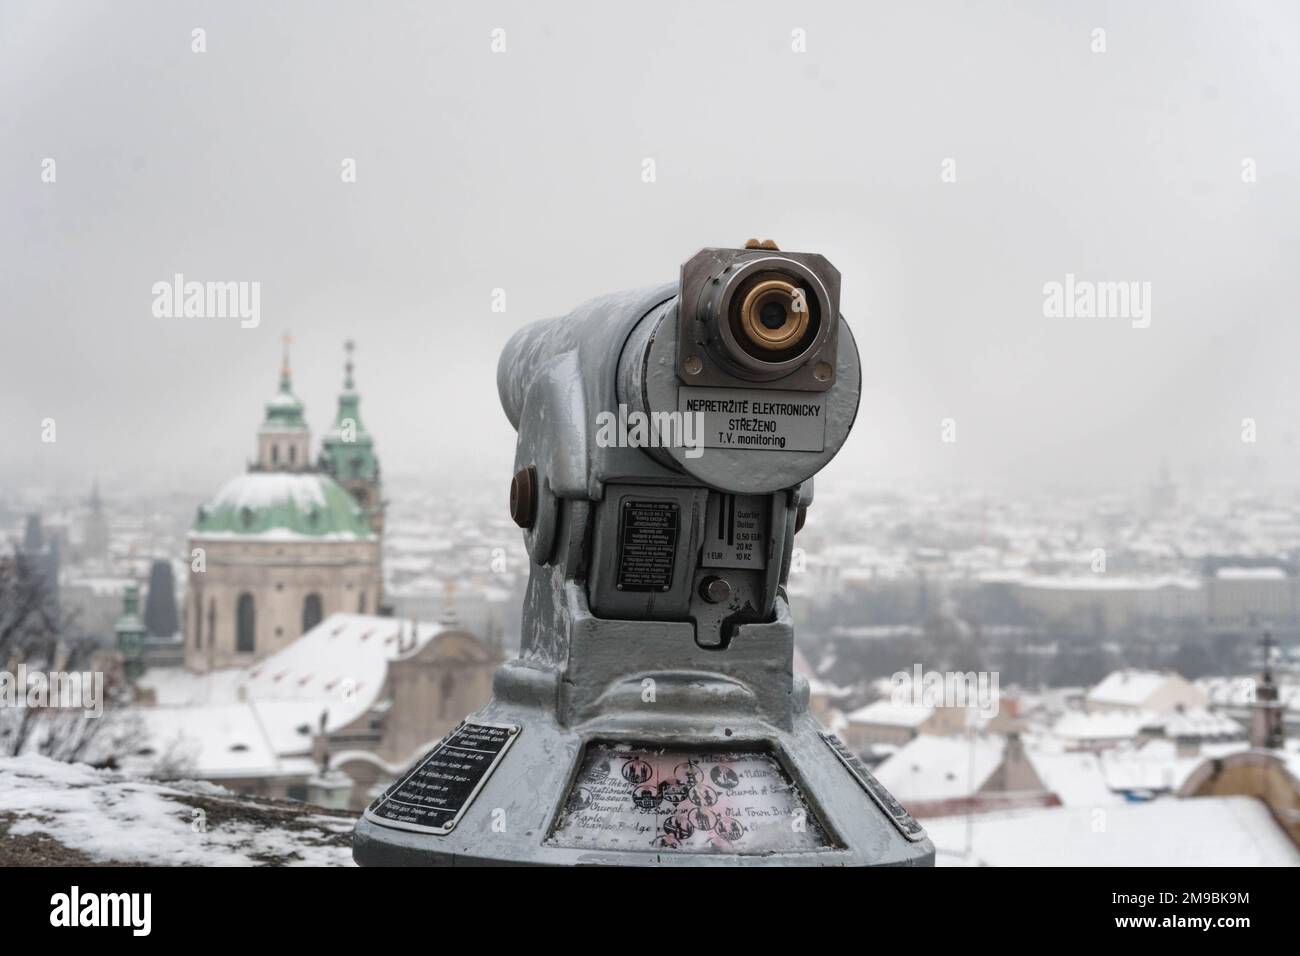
[301,593,323,634]
[271,445,279,465]
[193,597,202,647]
[289,444,297,466]
[207,599,216,648]
[236,593,255,653]
[358,591,367,614]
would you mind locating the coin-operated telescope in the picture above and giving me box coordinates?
[353,242,934,866]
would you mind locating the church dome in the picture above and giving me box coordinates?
[192,472,374,539]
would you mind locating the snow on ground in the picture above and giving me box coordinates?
[0,754,355,867]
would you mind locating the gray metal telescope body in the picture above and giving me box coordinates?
[353,266,935,866]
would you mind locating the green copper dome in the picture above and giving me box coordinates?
[192,473,374,539]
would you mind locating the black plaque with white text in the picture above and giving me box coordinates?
[364,721,519,835]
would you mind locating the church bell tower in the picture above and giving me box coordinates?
[319,340,384,536]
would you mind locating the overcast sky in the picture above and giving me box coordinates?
[3,1,1299,503]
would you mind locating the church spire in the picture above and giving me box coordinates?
[257,335,309,472]
[321,341,375,465]
[1249,630,1286,750]
[280,332,294,392]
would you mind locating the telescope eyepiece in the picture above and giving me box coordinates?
[689,251,836,385]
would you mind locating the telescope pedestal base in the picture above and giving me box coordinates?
[353,670,934,867]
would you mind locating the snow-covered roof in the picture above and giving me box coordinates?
[829,624,925,640]
[846,700,934,728]
[1002,574,1201,592]
[926,796,1300,866]
[132,614,446,779]
[1158,708,1245,740]
[133,705,309,779]
[60,576,136,597]
[1053,710,1151,741]
[1214,566,1288,580]
[874,734,1006,801]
[1086,669,1172,707]
[1022,745,1118,807]
[1101,739,1247,793]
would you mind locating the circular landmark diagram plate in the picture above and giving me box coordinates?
[547,743,832,854]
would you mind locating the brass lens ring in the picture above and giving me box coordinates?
[737,278,810,353]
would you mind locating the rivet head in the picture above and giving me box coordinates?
[510,466,537,529]
[683,355,703,375]
[813,361,833,382]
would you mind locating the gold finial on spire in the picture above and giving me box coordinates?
[344,339,355,390]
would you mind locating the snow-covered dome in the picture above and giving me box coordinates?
[191,472,373,540]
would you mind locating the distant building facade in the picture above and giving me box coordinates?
[1204,560,1299,633]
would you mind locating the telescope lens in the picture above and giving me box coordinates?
[759,301,787,330]
[731,273,817,361]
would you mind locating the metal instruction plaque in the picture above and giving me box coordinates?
[821,731,927,842]
[679,386,827,453]
[547,743,832,854]
[616,500,679,592]
[364,720,519,835]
